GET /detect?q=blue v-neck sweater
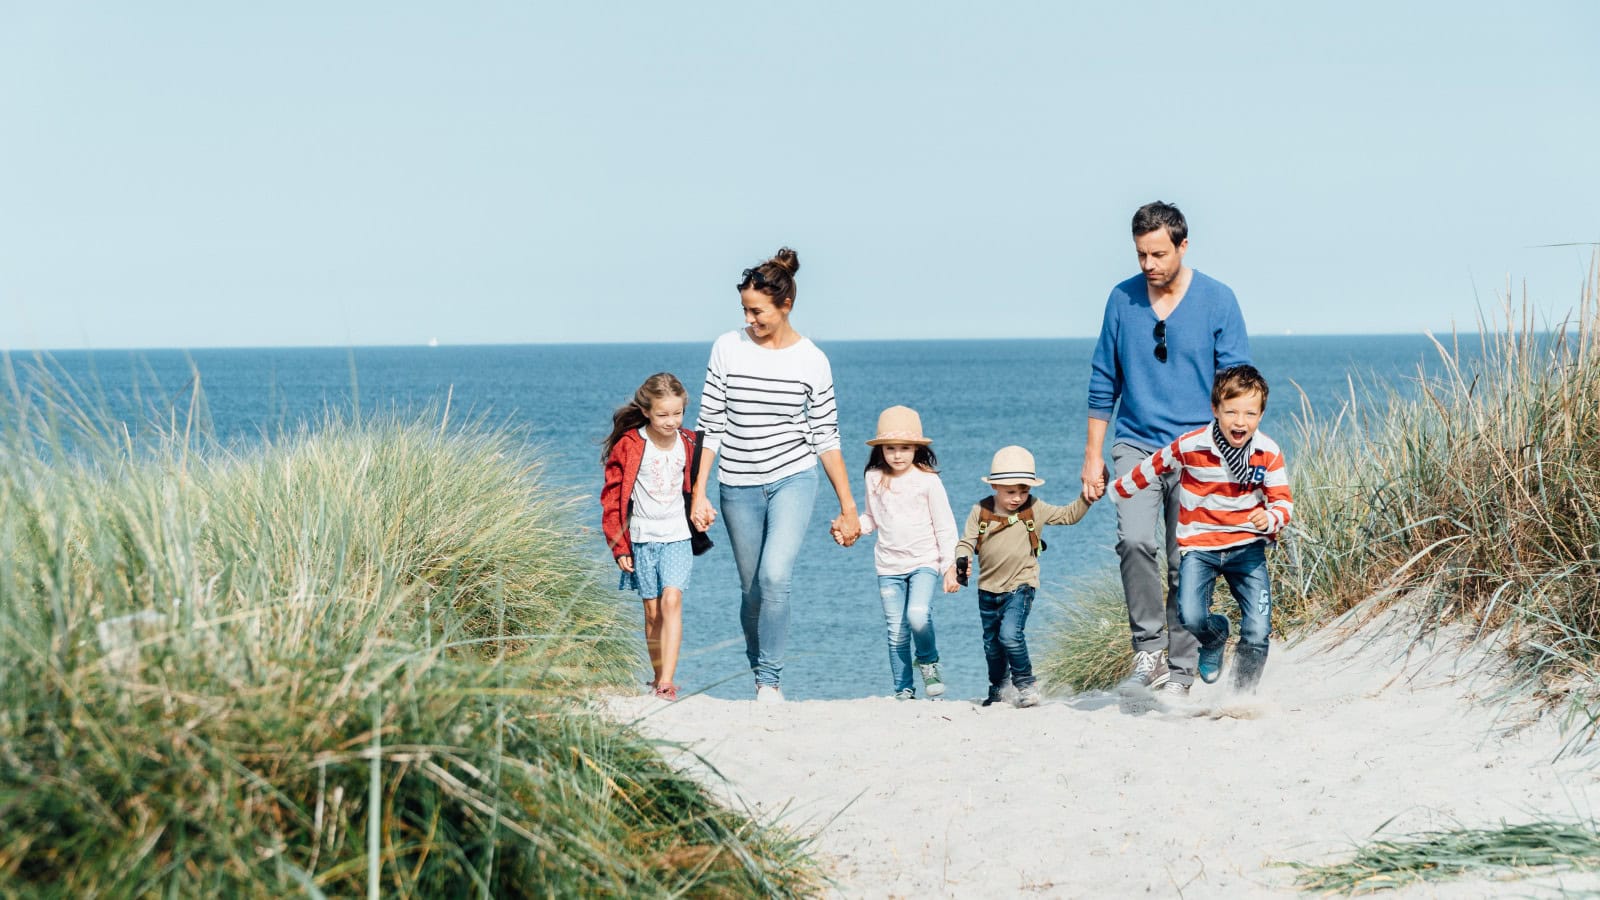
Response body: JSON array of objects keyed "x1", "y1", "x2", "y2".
[{"x1": 1087, "y1": 270, "x2": 1251, "y2": 452}]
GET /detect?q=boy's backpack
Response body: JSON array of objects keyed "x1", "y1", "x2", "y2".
[{"x1": 974, "y1": 496, "x2": 1047, "y2": 557}]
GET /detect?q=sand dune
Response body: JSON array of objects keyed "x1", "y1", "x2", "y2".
[{"x1": 604, "y1": 606, "x2": 1600, "y2": 897}]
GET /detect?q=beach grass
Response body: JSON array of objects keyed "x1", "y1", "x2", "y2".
[
  {"x1": 1285, "y1": 819, "x2": 1600, "y2": 894},
  {"x1": 0, "y1": 364, "x2": 817, "y2": 897}
]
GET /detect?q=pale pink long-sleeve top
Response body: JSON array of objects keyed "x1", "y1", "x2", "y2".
[{"x1": 857, "y1": 467, "x2": 960, "y2": 577}]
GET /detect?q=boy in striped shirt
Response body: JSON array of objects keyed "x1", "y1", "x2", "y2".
[{"x1": 1109, "y1": 365, "x2": 1292, "y2": 692}]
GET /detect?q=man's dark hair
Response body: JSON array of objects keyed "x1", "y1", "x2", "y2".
[{"x1": 1132, "y1": 201, "x2": 1188, "y2": 245}]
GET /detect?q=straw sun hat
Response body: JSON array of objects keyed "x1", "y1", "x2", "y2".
[
  {"x1": 982, "y1": 445, "x2": 1045, "y2": 487},
  {"x1": 864, "y1": 406, "x2": 933, "y2": 446}
]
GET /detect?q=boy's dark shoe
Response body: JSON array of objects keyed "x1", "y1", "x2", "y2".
[
  {"x1": 1231, "y1": 646, "x2": 1268, "y2": 693},
  {"x1": 1198, "y1": 643, "x2": 1225, "y2": 684},
  {"x1": 982, "y1": 684, "x2": 1005, "y2": 707}
]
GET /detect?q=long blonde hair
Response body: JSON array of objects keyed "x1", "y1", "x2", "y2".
[{"x1": 600, "y1": 372, "x2": 688, "y2": 463}]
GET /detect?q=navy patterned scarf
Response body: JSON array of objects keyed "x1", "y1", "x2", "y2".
[{"x1": 1212, "y1": 420, "x2": 1254, "y2": 484}]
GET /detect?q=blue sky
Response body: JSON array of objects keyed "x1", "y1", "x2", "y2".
[{"x1": 2, "y1": 3, "x2": 1596, "y2": 349}]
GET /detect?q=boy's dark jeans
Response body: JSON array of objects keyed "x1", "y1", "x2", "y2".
[{"x1": 979, "y1": 584, "x2": 1036, "y2": 688}]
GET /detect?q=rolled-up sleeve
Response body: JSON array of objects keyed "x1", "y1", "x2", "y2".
[
  {"x1": 805, "y1": 353, "x2": 841, "y2": 455},
  {"x1": 1087, "y1": 292, "x2": 1121, "y2": 421}
]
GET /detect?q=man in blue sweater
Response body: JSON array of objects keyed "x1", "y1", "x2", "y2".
[{"x1": 1080, "y1": 202, "x2": 1251, "y2": 701}]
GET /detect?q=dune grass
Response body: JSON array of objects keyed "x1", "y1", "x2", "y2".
[
  {"x1": 0, "y1": 364, "x2": 817, "y2": 897},
  {"x1": 1285, "y1": 819, "x2": 1600, "y2": 894}
]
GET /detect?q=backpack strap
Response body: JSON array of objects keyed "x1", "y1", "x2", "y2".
[{"x1": 974, "y1": 496, "x2": 1044, "y2": 556}]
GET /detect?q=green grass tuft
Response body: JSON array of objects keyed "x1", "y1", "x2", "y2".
[
  {"x1": 1286, "y1": 820, "x2": 1600, "y2": 894},
  {"x1": 0, "y1": 366, "x2": 818, "y2": 897}
]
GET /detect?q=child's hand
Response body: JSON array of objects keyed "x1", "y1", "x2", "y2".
[
  {"x1": 690, "y1": 496, "x2": 717, "y2": 532},
  {"x1": 1248, "y1": 508, "x2": 1271, "y2": 531},
  {"x1": 942, "y1": 566, "x2": 959, "y2": 593},
  {"x1": 617, "y1": 555, "x2": 634, "y2": 573},
  {"x1": 830, "y1": 523, "x2": 847, "y2": 546}
]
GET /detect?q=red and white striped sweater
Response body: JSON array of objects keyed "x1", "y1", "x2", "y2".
[{"x1": 1110, "y1": 425, "x2": 1293, "y2": 553}]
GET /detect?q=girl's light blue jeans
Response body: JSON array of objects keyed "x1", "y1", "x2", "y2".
[
  {"x1": 718, "y1": 466, "x2": 819, "y2": 687},
  {"x1": 878, "y1": 567, "x2": 941, "y2": 693}
]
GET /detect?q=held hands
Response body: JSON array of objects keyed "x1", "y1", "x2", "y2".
[
  {"x1": 690, "y1": 496, "x2": 717, "y2": 532},
  {"x1": 942, "y1": 565, "x2": 959, "y2": 593},
  {"x1": 1248, "y1": 508, "x2": 1271, "y2": 531},
  {"x1": 616, "y1": 555, "x2": 634, "y2": 574},
  {"x1": 1080, "y1": 459, "x2": 1109, "y2": 502},
  {"x1": 830, "y1": 509, "x2": 862, "y2": 547}
]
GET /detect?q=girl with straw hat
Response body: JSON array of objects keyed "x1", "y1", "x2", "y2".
[{"x1": 838, "y1": 406, "x2": 960, "y2": 699}]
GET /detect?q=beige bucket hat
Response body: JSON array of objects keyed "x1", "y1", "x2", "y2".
[
  {"x1": 982, "y1": 445, "x2": 1045, "y2": 486},
  {"x1": 865, "y1": 406, "x2": 933, "y2": 446}
]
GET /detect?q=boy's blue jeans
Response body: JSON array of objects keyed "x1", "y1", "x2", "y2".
[
  {"x1": 1176, "y1": 541, "x2": 1271, "y2": 664},
  {"x1": 879, "y1": 567, "x2": 940, "y2": 694},
  {"x1": 978, "y1": 584, "x2": 1036, "y2": 689}
]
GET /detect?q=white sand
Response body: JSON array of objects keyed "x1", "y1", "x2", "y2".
[{"x1": 604, "y1": 606, "x2": 1600, "y2": 898}]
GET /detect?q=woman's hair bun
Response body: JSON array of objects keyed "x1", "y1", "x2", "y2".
[{"x1": 769, "y1": 247, "x2": 800, "y2": 274}]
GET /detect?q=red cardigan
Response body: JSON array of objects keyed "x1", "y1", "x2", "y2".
[{"x1": 600, "y1": 428, "x2": 698, "y2": 560}]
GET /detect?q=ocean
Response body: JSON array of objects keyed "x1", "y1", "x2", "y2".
[{"x1": 14, "y1": 336, "x2": 1472, "y2": 700}]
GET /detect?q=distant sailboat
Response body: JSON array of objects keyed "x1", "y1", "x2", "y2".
[{"x1": 427, "y1": 337, "x2": 440, "y2": 348}]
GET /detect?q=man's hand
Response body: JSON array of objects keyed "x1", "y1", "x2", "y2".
[
  {"x1": 1081, "y1": 458, "x2": 1108, "y2": 502},
  {"x1": 1248, "y1": 508, "x2": 1271, "y2": 531},
  {"x1": 617, "y1": 555, "x2": 634, "y2": 573}
]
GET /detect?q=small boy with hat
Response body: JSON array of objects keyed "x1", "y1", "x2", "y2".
[{"x1": 955, "y1": 446, "x2": 1098, "y2": 708}]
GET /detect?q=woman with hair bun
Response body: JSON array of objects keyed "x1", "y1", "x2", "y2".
[{"x1": 689, "y1": 247, "x2": 861, "y2": 703}]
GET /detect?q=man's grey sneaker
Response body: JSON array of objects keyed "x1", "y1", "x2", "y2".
[
  {"x1": 1118, "y1": 649, "x2": 1171, "y2": 691},
  {"x1": 918, "y1": 662, "x2": 946, "y2": 697},
  {"x1": 1198, "y1": 643, "x2": 1225, "y2": 684},
  {"x1": 1016, "y1": 683, "x2": 1042, "y2": 708},
  {"x1": 982, "y1": 684, "x2": 1005, "y2": 707},
  {"x1": 894, "y1": 688, "x2": 915, "y2": 700},
  {"x1": 1158, "y1": 681, "x2": 1191, "y2": 702}
]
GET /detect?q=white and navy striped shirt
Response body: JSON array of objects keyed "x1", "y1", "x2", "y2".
[{"x1": 696, "y1": 329, "x2": 841, "y2": 487}]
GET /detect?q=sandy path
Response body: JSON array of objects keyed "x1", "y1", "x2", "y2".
[{"x1": 604, "y1": 609, "x2": 1600, "y2": 898}]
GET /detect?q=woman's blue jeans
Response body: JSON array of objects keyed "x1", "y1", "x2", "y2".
[
  {"x1": 1176, "y1": 541, "x2": 1272, "y2": 663},
  {"x1": 719, "y1": 467, "x2": 819, "y2": 687},
  {"x1": 878, "y1": 567, "x2": 940, "y2": 693}
]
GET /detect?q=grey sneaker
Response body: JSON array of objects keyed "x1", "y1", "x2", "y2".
[
  {"x1": 1118, "y1": 649, "x2": 1171, "y2": 692},
  {"x1": 1158, "y1": 681, "x2": 1191, "y2": 703},
  {"x1": 893, "y1": 688, "x2": 915, "y2": 700},
  {"x1": 1016, "y1": 683, "x2": 1042, "y2": 708},
  {"x1": 918, "y1": 662, "x2": 946, "y2": 697}
]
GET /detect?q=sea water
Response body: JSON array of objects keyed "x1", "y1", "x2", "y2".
[{"x1": 15, "y1": 335, "x2": 1472, "y2": 700}]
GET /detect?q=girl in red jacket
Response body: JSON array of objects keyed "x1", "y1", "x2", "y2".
[{"x1": 600, "y1": 372, "x2": 708, "y2": 701}]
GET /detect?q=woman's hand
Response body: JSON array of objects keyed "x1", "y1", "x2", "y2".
[
  {"x1": 691, "y1": 495, "x2": 717, "y2": 532},
  {"x1": 617, "y1": 555, "x2": 634, "y2": 573},
  {"x1": 942, "y1": 566, "x2": 959, "y2": 593},
  {"x1": 831, "y1": 509, "x2": 861, "y2": 546}
]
